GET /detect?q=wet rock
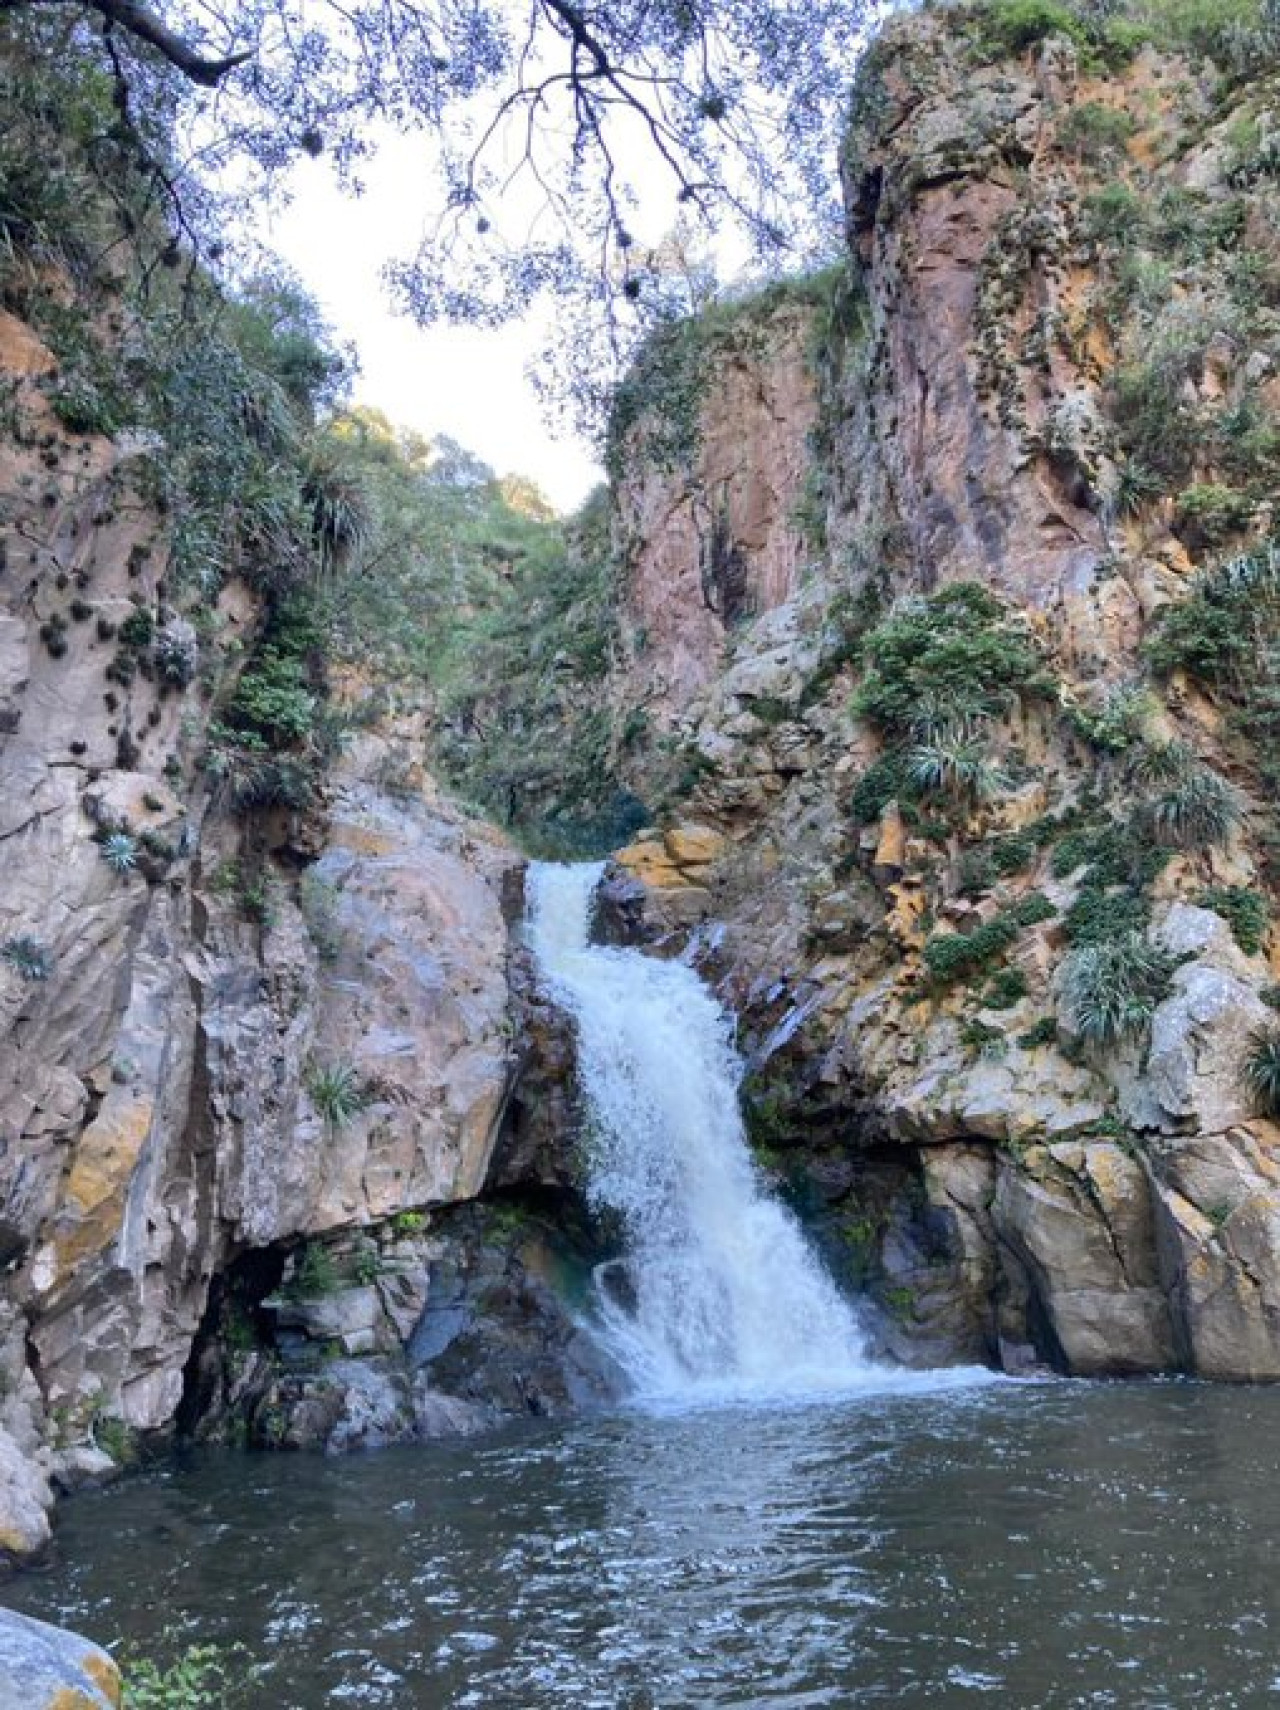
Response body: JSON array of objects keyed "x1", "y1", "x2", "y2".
[
  {"x1": 0, "y1": 1425, "x2": 53, "y2": 1565},
  {"x1": 411, "y1": 1380, "x2": 498, "y2": 1439},
  {"x1": 994, "y1": 1144, "x2": 1175, "y2": 1376},
  {"x1": 410, "y1": 1212, "x2": 624, "y2": 1417},
  {"x1": 1150, "y1": 1128, "x2": 1280, "y2": 1380},
  {"x1": 269, "y1": 1286, "x2": 384, "y2": 1357},
  {"x1": 48, "y1": 1445, "x2": 119, "y2": 1495}
]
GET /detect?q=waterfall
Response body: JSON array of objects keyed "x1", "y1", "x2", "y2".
[{"x1": 526, "y1": 861, "x2": 887, "y2": 1404}]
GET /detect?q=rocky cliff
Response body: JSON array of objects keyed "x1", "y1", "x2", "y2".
[
  {"x1": 0, "y1": 301, "x2": 610, "y2": 1567},
  {"x1": 603, "y1": 0, "x2": 1280, "y2": 1381}
]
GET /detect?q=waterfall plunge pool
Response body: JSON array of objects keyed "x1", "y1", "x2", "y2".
[
  {"x1": 9, "y1": 1379, "x2": 1280, "y2": 1706},
  {"x1": 12, "y1": 869, "x2": 1267, "y2": 1703}
]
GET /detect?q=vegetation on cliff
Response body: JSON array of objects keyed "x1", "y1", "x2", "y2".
[{"x1": 1, "y1": 6, "x2": 644, "y2": 852}]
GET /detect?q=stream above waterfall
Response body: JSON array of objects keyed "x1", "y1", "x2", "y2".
[{"x1": 12, "y1": 1381, "x2": 1280, "y2": 1706}]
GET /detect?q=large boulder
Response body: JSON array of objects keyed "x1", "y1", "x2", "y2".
[
  {"x1": 993, "y1": 1142, "x2": 1175, "y2": 1375},
  {"x1": 1150, "y1": 1127, "x2": 1280, "y2": 1379},
  {"x1": 0, "y1": 1608, "x2": 120, "y2": 1709}
]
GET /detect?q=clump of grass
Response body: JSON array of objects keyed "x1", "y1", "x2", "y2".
[
  {"x1": 306, "y1": 1060, "x2": 367, "y2": 1128},
  {"x1": 1244, "y1": 1031, "x2": 1280, "y2": 1114},
  {"x1": 905, "y1": 726, "x2": 1006, "y2": 804},
  {"x1": 1136, "y1": 764, "x2": 1242, "y2": 850},
  {"x1": 1060, "y1": 931, "x2": 1177, "y2": 1046},
  {"x1": 923, "y1": 893, "x2": 1056, "y2": 987}
]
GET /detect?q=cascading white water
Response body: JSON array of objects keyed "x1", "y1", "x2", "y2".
[{"x1": 526, "y1": 860, "x2": 890, "y2": 1404}]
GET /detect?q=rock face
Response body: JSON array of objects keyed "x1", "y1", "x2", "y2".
[
  {"x1": 611, "y1": 303, "x2": 819, "y2": 733},
  {"x1": 0, "y1": 1607, "x2": 121, "y2": 1709},
  {"x1": 0, "y1": 301, "x2": 605, "y2": 1562},
  {"x1": 600, "y1": 13, "x2": 1280, "y2": 1382}
]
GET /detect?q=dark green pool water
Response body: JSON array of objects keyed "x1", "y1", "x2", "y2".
[{"x1": 6, "y1": 1380, "x2": 1279, "y2": 1707}]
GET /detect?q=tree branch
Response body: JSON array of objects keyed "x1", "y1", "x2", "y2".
[{"x1": 0, "y1": 0, "x2": 253, "y2": 85}]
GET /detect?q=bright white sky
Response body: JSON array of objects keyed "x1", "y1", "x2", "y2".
[{"x1": 266, "y1": 136, "x2": 605, "y2": 516}]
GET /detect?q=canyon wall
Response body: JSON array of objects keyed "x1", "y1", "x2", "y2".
[
  {"x1": 0, "y1": 296, "x2": 608, "y2": 1567},
  {"x1": 4, "y1": 0, "x2": 1280, "y2": 1574},
  {"x1": 605, "y1": 6, "x2": 1280, "y2": 1380}
]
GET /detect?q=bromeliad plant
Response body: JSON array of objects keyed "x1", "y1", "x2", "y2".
[
  {"x1": 306, "y1": 1059, "x2": 368, "y2": 1128},
  {"x1": 1059, "y1": 931, "x2": 1177, "y2": 1046},
  {"x1": 1, "y1": 935, "x2": 52, "y2": 980}
]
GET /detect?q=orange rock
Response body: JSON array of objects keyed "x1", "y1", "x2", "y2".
[
  {"x1": 0, "y1": 309, "x2": 56, "y2": 377},
  {"x1": 663, "y1": 823, "x2": 726, "y2": 867},
  {"x1": 614, "y1": 838, "x2": 685, "y2": 888},
  {"x1": 872, "y1": 801, "x2": 906, "y2": 882}
]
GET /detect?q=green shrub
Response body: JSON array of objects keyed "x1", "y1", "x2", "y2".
[
  {"x1": 960, "y1": 830, "x2": 1039, "y2": 895},
  {"x1": 1064, "y1": 886, "x2": 1149, "y2": 947},
  {"x1": 226, "y1": 649, "x2": 316, "y2": 746},
  {"x1": 972, "y1": 0, "x2": 1090, "y2": 55},
  {"x1": 1057, "y1": 102, "x2": 1135, "y2": 163},
  {"x1": 960, "y1": 1017, "x2": 1008, "y2": 1058},
  {"x1": 285, "y1": 1240, "x2": 340, "y2": 1300},
  {"x1": 154, "y1": 627, "x2": 198, "y2": 688},
  {"x1": 1018, "y1": 1016, "x2": 1059, "y2": 1049},
  {"x1": 1147, "y1": 542, "x2": 1280, "y2": 683},
  {"x1": 122, "y1": 1642, "x2": 245, "y2": 1709},
  {"x1": 50, "y1": 374, "x2": 122, "y2": 437},
  {"x1": 205, "y1": 738, "x2": 315, "y2": 811},
  {"x1": 1060, "y1": 931, "x2": 1177, "y2": 1045},
  {"x1": 118, "y1": 608, "x2": 155, "y2": 649},
  {"x1": 849, "y1": 752, "x2": 909, "y2": 824},
  {"x1": 1110, "y1": 356, "x2": 1199, "y2": 488},
  {"x1": 1176, "y1": 484, "x2": 1254, "y2": 549},
  {"x1": 923, "y1": 893, "x2": 1055, "y2": 986},
  {"x1": 1051, "y1": 819, "x2": 1167, "y2": 890},
  {"x1": 1081, "y1": 183, "x2": 1145, "y2": 245},
  {"x1": 1199, "y1": 885, "x2": 1269, "y2": 955},
  {"x1": 984, "y1": 966, "x2": 1030, "y2": 1009},
  {"x1": 853, "y1": 583, "x2": 1051, "y2": 736},
  {"x1": 1069, "y1": 684, "x2": 1153, "y2": 754},
  {"x1": 1145, "y1": 599, "x2": 1251, "y2": 682}
]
